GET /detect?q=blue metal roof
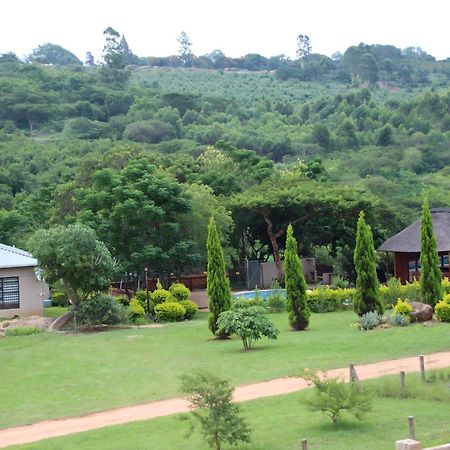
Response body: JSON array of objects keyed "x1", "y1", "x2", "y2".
[{"x1": 0, "y1": 243, "x2": 38, "y2": 269}]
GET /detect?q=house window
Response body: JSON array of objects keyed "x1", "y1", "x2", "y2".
[{"x1": 0, "y1": 277, "x2": 20, "y2": 309}]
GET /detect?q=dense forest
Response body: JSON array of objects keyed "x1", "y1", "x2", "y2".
[{"x1": 1, "y1": 29, "x2": 449, "y2": 283}]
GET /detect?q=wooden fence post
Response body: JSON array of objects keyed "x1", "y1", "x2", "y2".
[
  {"x1": 408, "y1": 416, "x2": 416, "y2": 440},
  {"x1": 301, "y1": 438, "x2": 308, "y2": 450},
  {"x1": 419, "y1": 355, "x2": 425, "y2": 383},
  {"x1": 349, "y1": 363, "x2": 360, "y2": 385},
  {"x1": 400, "y1": 371, "x2": 406, "y2": 396}
]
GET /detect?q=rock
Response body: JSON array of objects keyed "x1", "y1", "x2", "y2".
[{"x1": 409, "y1": 301, "x2": 433, "y2": 322}]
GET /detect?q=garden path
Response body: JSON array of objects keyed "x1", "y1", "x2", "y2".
[{"x1": 1, "y1": 351, "x2": 449, "y2": 448}]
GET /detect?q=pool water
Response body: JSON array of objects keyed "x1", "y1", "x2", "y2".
[{"x1": 232, "y1": 289, "x2": 286, "y2": 300}]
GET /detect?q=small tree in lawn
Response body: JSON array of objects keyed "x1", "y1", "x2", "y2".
[
  {"x1": 180, "y1": 371, "x2": 251, "y2": 450},
  {"x1": 207, "y1": 217, "x2": 231, "y2": 337},
  {"x1": 217, "y1": 305, "x2": 279, "y2": 350},
  {"x1": 353, "y1": 211, "x2": 384, "y2": 316},
  {"x1": 301, "y1": 371, "x2": 372, "y2": 425},
  {"x1": 419, "y1": 198, "x2": 443, "y2": 306},
  {"x1": 284, "y1": 224, "x2": 310, "y2": 330}
]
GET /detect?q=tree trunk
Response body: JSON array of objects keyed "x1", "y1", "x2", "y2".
[
  {"x1": 262, "y1": 210, "x2": 283, "y2": 281},
  {"x1": 48, "y1": 311, "x2": 74, "y2": 331}
]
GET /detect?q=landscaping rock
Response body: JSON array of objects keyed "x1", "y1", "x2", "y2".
[
  {"x1": 409, "y1": 301, "x2": 433, "y2": 322},
  {"x1": 2, "y1": 316, "x2": 53, "y2": 330}
]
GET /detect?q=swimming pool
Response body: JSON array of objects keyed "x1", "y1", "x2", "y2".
[{"x1": 232, "y1": 289, "x2": 286, "y2": 300}]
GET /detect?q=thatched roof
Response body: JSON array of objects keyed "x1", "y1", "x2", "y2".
[{"x1": 378, "y1": 208, "x2": 450, "y2": 253}]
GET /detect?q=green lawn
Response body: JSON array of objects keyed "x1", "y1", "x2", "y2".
[
  {"x1": 1, "y1": 311, "x2": 449, "y2": 429},
  {"x1": 43, "y1": 306, "x2": 69, "y2": 318},
  {"x1": 10, "y1": 374, "x2": 450, "y2": 450}
]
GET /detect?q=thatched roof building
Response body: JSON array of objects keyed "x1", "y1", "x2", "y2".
[{"x1": 378, "y1": 208, "x2": 450, "y2": 283}]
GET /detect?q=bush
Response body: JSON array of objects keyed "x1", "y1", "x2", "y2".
[
  {"x1": 217, "y1": 306, "x2": 279, "y2": 350},
  {"x1": 78, "y1": 294, "x2": 126, "y2": 326},
  {"x1": 435, "y1": 298, "x2": 450, "y2": 322},
  {"x1": 155, "y1": 302, "x2": 186, "y2": 322},
  {"x1": 179, "y1": 300, "x2": 198, "y2": 319},
  {"x1": 232, "y1": 295, "x2": 265, "y2": 309},
  {"x1": 301, "y1": 371, "x2": 373, "y2": 424},
  {"x1": 307, "y1": 287, "x2": 354, "y2": 313},
  {"x1": 115, "y1": 295, "x2": 130, "y2": 307},
  {"x1": 266, "y1": 292, "x2": 286, "y2": 313},
  {"x1": 393, "y1": 299, "x2": 413, "y2": 318},
  {"x1": 380, "y1": 278, "x2": 402, "y2": 308},
  {"x1": 50, "y1": 291, "x2": 67, "y2": 307},
  {"x1": 169, "y1": 283, "x2": 191, "y2": 302},
  {"x1": 359, "y1": 311, "x2": 382, "y2": 330},
  {"x1": 150, "y1": 288, "x2": 174, "y2": 306},
  {"x1": 128, "y1": 298, "x2": 146, "y2": 323},
  {"x1": 388, "y1": 313, "x2": 410, "y2": 327},
  {"x1": 134, "y1": 290, "x2": 149, "y2": 309},
  {"x1": 6, "y1": 326, "x2": 43, "y2": 336},
  {"x1": 443, "y1": 277, "x2": 450, "y2": 294}
]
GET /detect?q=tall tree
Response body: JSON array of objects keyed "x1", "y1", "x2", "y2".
[
  {"x1": 30, "y1": 223, "x2": 114, "y2": 310},
  {"x1": 206, "y1": 217, "x2": 231, "y2": 337},
  {"x1": 419, "y1": 198, "x2": 443, "y2": 306},
  {"x1": 353, "y1": 211, "x2": 383, "y2": 316},
  {"x1": 296, "y1": 34, "x2": 311, "y2": 66},
  {"x1": 178, "y1": 31, "x2": 194, "y2": 67},
  {"x1": 101, "y1": 27, "x2": 130, "y2": 83},
  {"x1": 284, "y1": 224, "x2": 310, "y2": 330},
  {"x1": 84, "y1": 51, "x2": 95, "y2": 66}
]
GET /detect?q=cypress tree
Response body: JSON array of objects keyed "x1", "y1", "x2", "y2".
[
  {"x1": 206, "y1": 217, "x2": 231, "y2": 337},
  {"x1": 419, "y1": 198, "x2": 443, "y2": 306},
  {"x1": 284, "y1": 224, "x2": 310, "y2": 330},
  {"x1": 353, "y1": 211, "x2": 384, "y2": 316}
]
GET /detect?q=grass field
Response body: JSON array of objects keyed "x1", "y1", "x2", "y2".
[
  {"x1": 9, "y1": 371, "x2": 450, "y2": 449},
  {"x1": 1, "y1": 311, "x2": 449, "y2": 429}
]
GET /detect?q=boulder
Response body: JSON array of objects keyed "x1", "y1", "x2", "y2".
[{"x1": 409, "y1": 301, "x2": 433, "y2": 322}]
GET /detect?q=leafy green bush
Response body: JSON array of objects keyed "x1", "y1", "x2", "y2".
[
  {"x1": 150, "y1": 288, "x2": 174, "y2": 306},
  {"x1": 301, "y1": 371, "x2": 373, "y2": 424},
  {"x1": 6, "y1": 326, "x2": 43, "y2": 336},
  {"x1": 392, "y1": 299, "x2": 413, "y2": 318},
  {"x1": 179, "y1": 300, "x2": 198, "y2": 319},
  {"x1": 169, "y1": 283, "x2": 191, "y2": 302},
  {"x1": 217, "y1": 306, "x2": 279, "y2": 350},
  {"x1": 380, "y1": 278, "x2": 402, "y2": 308},
  {"x1": 443, "y1": 277, "x2": 450, "y2": 294},
  {"x1": 134, "y1": 290, "x2": 149, "y2": 309},
  {"x1": 154, "y1": 302, "x2": 186, "y2": 322},
  {"x1": 266, "y1": 292, "x2": 286, "y2": 313},
  {"x1": 115, "y1": 295, "x2": 130, "y2": 307},
  {"x1": 78, "y1": 294, "x2": 126, "y2": 326},
  {"x1": 359, "y1": 311, "x2": 382, "y2": 330},
  {"x1": 388, "y1": 313, "x2": 410, "y2": 327},
  {"x1": 307, "y1": 287, "x2": 354, "y2": 313},
  {"x1": 435, "y1": 298, "x2": 450, "y2": 322},
  {"x1": 127, "y1": 298, "x2": 146, "y2": 323},
  {"x1": 50, "y1": 291, "x2": 67, "y2": 307}
]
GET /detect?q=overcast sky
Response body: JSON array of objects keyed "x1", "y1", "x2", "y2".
[{"x1": 2, "y1": 0, "x2": 449, "y2": 62}]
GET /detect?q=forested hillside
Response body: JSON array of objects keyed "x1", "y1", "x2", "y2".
[{"x1": 1, "y1": 35, "x2": 449, "y2": 281}]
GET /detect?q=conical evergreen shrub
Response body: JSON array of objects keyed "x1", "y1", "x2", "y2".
[
  {"x1": 206, "y1": 217, "x2": 231, "y2": 337},
  {"x1": 353, "y1": 211, "x2": 384, "y2": 316},
  {"x1": 284, "y1": 224, "x2": 310, "y2": 330},
  {"x1": 419, "y1": 199, "x2": 443, "y2": 306}
]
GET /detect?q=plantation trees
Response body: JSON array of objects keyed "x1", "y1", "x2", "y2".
[
  {"x1": 353, "y1": 211, "x2": 383, "y2": 316},
  {"x1": 419, "y1": 199, "x2": 443, "y2": 306},
  {"x1": 284, "y1": 224, "x2": 310, "y2": 330}
]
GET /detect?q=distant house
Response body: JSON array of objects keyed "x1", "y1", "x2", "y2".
[
  {"x1": 378, "y1": 208, "x2": 450, "y2": 283},
  {"x1": 0, "y1": 243, "x2": 49, "y2": 318}
]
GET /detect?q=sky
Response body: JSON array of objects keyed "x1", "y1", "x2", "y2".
[{"x1": 1, "y1": 0, "x2": 449, "y2": 62}]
